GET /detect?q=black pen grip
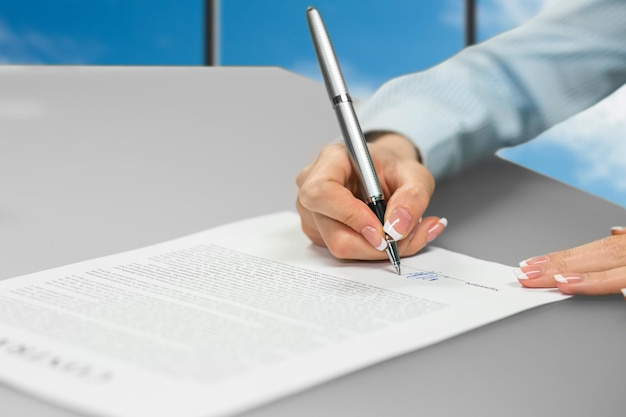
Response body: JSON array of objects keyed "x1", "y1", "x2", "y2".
[{"x1": 368, "y1": 199, "x2": 387, "y2": 225}]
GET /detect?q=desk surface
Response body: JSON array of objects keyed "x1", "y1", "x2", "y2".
[{"x1": 1, "y1": 66, "x2": 624, "y2": 417}]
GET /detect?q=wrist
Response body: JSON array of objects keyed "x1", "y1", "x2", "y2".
[{"x1": 366, "y1": 131, "x2": 422, "y2": 163}]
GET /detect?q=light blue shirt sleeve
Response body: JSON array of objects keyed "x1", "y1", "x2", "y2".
[{"x1": 357, "y1": 0, "x2": 626, "y2": 180}]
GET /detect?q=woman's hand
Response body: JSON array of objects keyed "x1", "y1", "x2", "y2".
[
  {"x1": 296, "y1": 132, "x2": 447, "y2": 260},
  {"x1": 515, "y1": 227, "x2": 626, "y2": 295}
]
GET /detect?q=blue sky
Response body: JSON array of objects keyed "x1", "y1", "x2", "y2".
[
  {"x1": 220, "y1": 1, "x2": 464, "y2": 91},
  {"x1": 0, "y1": 1, "x2": 202, "y2": 64},
  {"x1": 1, "y1": 0, "x2": 624, "y2": 208}
]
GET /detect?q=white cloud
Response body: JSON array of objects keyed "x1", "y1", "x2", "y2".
[
  {"x1": 440, "y1": 0, "x2": 464, "y2": 30},
  {"x1": 0, "y1": 18, "x2": 102, "y2": 64},
  {"x1": 0, "y1": 20, "x2": 38, "y2": 63},
  {"x1": 540, "y1": 87, "x2": 626, "y2": 190}
]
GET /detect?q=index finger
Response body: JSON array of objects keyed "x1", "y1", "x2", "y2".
[{"x1": 297, "y1": 145, "x2": 387, "y2": 255}]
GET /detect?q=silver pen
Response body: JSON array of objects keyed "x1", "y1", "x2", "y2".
[{"x1": 306, "y1": 6, "x2": 401, "y2": 274}]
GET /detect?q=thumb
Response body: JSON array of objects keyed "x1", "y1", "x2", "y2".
[{"x1": 383, "y1": 167, "x2": 435, "y2": 242}]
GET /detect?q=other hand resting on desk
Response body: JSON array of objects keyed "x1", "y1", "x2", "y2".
[{"x1": 516, "y1": 227, "x2": 626, "y2": 296}]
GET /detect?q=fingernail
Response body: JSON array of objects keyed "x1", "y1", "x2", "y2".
[
  {"x1": 361, "y1": 226, "x2": 387, "y2": 251},
  {"x1": 622, "y1": 288, "x2": 626, "y2": 298},
  {"x1": 554, "y1": 274, "x2": 584, "y2": 284},
  {"x1": 519, "y1": 256, "x2": 549, "y2": 267},
  {"x1": 514, "y1": 266, "x2": 544, "y2": 280},
  {"x1": 427, "y1": 218, "x2": 448, "y2": 243},
  {"x1": 383, "y1": 207, "x2": 413, "y2": 241},
  {"x1": 611, "y1": 226, "x2": 626, "y2": 231}
]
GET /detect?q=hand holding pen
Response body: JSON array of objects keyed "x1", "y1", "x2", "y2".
[{"x1": 296, "y1": 7, "x2": 447, "y2": 270}]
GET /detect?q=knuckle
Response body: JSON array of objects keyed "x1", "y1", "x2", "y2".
[
  {"x1": 321, "y1": 143, "x2": 345, "y2": 155},
  {"x1": 410, "y1": 161, "x2": 435, "y2": 189},
  {"x1": 295, "y1": 202, "x2": 323, "y2": 246},
  {"x1": 299, "y1": 222, "x2": 318, "y2": 242},
  {"x1": 599, "y1": 235, "x2": 626, "y2": 261},
  {"x1": 297, "y1": 179, "x2": 326, "y2": 210},
  {"x1": 295, "y1": 165, "x2": 311, "y2": 187},
  {"x1": 308, "y1": 234, "x2": 326, "y2": 248},
  {"x1": 551, "y1": 250, "x2": 574, "y2": 272},
  {"x1": 316, "y1": 144, "x2": 344, "y2": 164},
  {"x1": 397, "y1": 183, "x2": 431, "y2": 211},
  {"x1": 326, "y1": 235, "x2": 352, "y2": 259}
]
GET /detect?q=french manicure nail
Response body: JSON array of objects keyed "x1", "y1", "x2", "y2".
[
  {"x1": 361, "y1": 226, "x2": 387, "y2": 251},
  {"x1": 427, "y1": 218, "x2": 448, "y2": 243},
  {"x1": 383, "y1": 207, "x2": 413, "y2": 241},
  {"x1": 621, "y1": 288, "x2": 626, "y2": 298},
  {"x1": 554, "y1": 274, "x2": 584, "y2": 284},
  {"x1": 519, "y1": 255, "x2": 549, "y2": 267},
  {"x1": 514, "y1": 266, "x2": 544, "y2": 280}
]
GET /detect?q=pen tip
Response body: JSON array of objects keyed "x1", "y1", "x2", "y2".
[{"x1": 395, "y1": 264, "x2": 401, "y2": 275}]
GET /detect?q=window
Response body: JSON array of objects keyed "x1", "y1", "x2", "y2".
[
  {"x1": 0, "y1": 1, "x2": 202, "y2": 65},
  {"x1": 220, "y1": 1, "x2": 463, "y2": 99}
]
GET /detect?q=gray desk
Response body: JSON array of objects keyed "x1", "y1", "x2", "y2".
[{"x1": 1, "y1": 66, "x2": 624, "y2": 417}]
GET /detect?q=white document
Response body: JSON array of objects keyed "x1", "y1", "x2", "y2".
[{"x1": 0, "y1": 211, "x2": 567, "y2": 417}]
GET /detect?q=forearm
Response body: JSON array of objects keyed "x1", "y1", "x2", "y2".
[{"x1": 358, "y1": 0, "x2": 626, "y2": 179}]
